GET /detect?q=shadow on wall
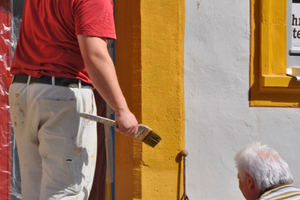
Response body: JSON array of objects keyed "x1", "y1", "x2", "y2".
[
  {"x1": 176, "y1": 152, "x2": 182, "y2": 200},
  {"x1": 176, "y1": 151, "x2": 188, "y2": 200}
]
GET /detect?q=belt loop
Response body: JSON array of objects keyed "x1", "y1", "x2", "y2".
[
  {"x1": 52, "y1": 76, "x2": 55, "y2": 86},
  {"x1": 12, "y1": 75, "x2": 15, "y2": 83},
  {"x1": 27, "y1": 75, "x2": 31, "y2": 85},
  {"x1": 78, "y1": 80, "x2": 82, "y2": 89}
]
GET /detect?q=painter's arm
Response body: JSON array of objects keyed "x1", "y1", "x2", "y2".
[{"x1": 77, "y1": 35, "x2": 138, "y2": 137}]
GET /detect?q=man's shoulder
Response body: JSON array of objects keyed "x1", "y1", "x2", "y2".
[{"x1": 259, "y1": 184, "x2": 300, "y2": 200}]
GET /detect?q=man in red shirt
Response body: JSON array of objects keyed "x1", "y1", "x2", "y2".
[{"x1": 9, "y1": 0, "x2": 138, "y2": 199}]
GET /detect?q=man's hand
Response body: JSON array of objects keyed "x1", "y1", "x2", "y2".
[{"x1": 115, "y1": 109, "x2": 138, "y2": 137}]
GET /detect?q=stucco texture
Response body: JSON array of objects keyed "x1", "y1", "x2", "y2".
[{"x1": 185, "y1": 0, "x2": 300, "y2": 199}]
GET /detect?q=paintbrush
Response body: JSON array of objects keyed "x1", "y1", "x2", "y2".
[{"x1": 79, "y1": 112, "x2": 161, "y2": 147}]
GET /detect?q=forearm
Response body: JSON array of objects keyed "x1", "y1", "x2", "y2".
[{"x1": 78, "y1": 35, "x2": 138, "y2": 136}]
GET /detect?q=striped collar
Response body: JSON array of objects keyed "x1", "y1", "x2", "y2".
[{"x1": 257, "y1": 184, "x2": 292, "y2": 199}]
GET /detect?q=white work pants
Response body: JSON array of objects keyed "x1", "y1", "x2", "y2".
[{"x1": 9, "y1": 81, "x2": 97, "y2": 200}]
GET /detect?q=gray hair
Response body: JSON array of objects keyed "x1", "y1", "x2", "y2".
[{"x1": 234, "y1": 142, "x2": 293, "y2": 190}]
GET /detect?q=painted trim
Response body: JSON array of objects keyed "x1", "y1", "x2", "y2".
[{"x1": 250, "y1": 0, "x2": 300, "y2": 107}]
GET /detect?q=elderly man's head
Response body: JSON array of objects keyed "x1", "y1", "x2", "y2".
[{"x1": 234, "y1": 142, "x2": 293, "y2": 200}]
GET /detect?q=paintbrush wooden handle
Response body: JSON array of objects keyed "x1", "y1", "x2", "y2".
[
  {"x1": 80, "y1": 113, "x2": 143, "y2": 139},
  {"x1": 80, "y1": 112, "x2": 146, "y2": 139},
  {"x1": 80, "y1": 112, "x2": 161, "y2": 147},
  {"x1": 79, "y1": 113, "x2": 117, "y2": 127}
]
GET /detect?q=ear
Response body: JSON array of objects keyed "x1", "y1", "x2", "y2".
[{"x1": 245, "y1": 173, "x2": 254, "y2": 189}]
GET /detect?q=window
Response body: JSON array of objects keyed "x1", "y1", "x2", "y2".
[{"x1": 250, "y1": 0, "x2": 300, "y2": 107}]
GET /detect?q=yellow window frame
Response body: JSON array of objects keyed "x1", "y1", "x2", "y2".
[{"x1": 250, "y1": 0, "x2": 300, "y2": 107}]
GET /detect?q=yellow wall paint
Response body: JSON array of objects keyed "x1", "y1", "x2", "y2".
[
  {"x1": 114, "y1": 0, "x2": 142, "y2": 199},
  {"x1": 114, "y1": 0, "x2": 185, "y2": 199},
  {"x1": 140, "y1": 0, "x2": 185, "y2": 199}
]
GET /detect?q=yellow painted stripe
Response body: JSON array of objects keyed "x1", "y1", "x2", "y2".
[
  {"x1": 141, "y1": 0, "x2": 185, "y2": 199},
  {"x1": 114, "y1": 0, "x2": 185, "y2": 199},
  {"x1": 114, "y1": 0, "x2": 142, "y2": 199}
]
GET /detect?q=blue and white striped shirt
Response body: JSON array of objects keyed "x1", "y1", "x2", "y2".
[{"x1": 259, "y1": 184, "x2": 300, "y2": 200}]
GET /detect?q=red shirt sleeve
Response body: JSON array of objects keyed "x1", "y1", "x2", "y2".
[{"x1": 73, "y1": 0, "x2": 116, "y2": 39}]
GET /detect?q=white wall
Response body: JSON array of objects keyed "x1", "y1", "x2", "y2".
[{"x1": 185, "y1": 0, "x2": 300, "y2": 199}]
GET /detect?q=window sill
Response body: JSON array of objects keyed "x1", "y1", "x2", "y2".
[{"x1": 262, "y1": 75, "x2": 300, "y2": 88}]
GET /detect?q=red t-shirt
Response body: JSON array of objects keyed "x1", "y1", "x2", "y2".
[{"x1": 10, "y1": 0, "x2": 116, "y2": 85}]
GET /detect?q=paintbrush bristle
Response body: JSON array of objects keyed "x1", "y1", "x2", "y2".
[
  {"x1": 142, "y1": 131, "x2": 162, "y2": 147},
  {"x1": 133, "y1": 124, "x2": 162, "y2": 147}
]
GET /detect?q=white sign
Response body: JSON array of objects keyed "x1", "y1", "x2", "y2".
[{"x1": 291, "y1": 1, "x2": 300, "y2": 51}]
